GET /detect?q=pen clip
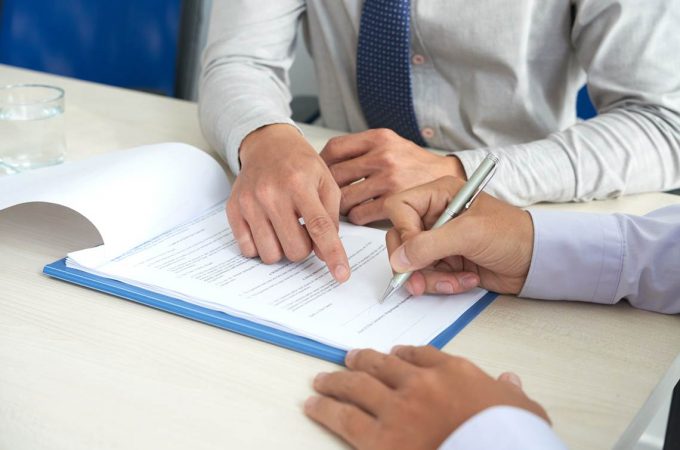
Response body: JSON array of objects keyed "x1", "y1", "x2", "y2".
[{"x1": 464, "y1": 163, "x2": 497, "y2": 210}]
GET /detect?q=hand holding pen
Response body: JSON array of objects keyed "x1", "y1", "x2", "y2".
[{"x1": 380, "y1": 155, "x2": 535, "y2": 300}]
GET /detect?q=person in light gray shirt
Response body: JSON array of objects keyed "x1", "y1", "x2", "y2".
[
  {"x1": 199, "y1": 0, "x2": 680, "y2": 283},
  {"x1": 302, "y1": 177, "x2": 680, "y2": 450}
]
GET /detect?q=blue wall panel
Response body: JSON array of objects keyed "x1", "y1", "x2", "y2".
[{"x1": 0, "y1": 0, "x2": 181, "y2": 96}]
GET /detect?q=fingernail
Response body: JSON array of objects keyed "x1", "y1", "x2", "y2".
[
  {"x1": 501, "y1": 372, "x2": 522, "y2": 388},
  {"x1": 314, "y1": 372, "x2": 328, "y2": 386},
  {"x1": 435, "y1": 281, "x2": 454, "y2": 294},
  {"x1": 461, "y1": 274, "x2": 479, "y2": 289},
  {"x1": 304, "y1": 396, "x2": 320, "y2": 411},
  {"x1": 394, "y1": 247, "x2": 411, "y2": 270},
  {"x1": 405, "y1": 281, "x2": 416, "y2": 296},
  {"x1": 390, "y1": 345, "x2": 404, "y2": 355},
  {"x1": 334, "y1": 264, "x2": 349, "y2": 282},
  {"x1": 345, "y1": 349, "x2": 359, "y2": 365},
  {"x1": 238, "y1": 239, "x2": 257, "y2": 257},
  {"x1": 507, "y1": 372, "x2": 521, "y2": 387}
]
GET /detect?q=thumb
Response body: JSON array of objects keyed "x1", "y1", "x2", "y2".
[
  {"x1": 389, "y1": 219, "x2": 476, "y2": 272},
  {"x1": 498, "y1": 372, "x2": 523, "y2": 390}
]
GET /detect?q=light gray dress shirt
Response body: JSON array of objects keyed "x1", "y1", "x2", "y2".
[{"x1": 199, "y1": 0, "x2": 680, "y2": 206}]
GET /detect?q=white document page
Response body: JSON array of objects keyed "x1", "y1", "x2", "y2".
[
  {"x1": 68, "y1": 204, "x2": 488, "y2": 352},
  {"x1": 0, "y1": 143, "x2": 230, "y2": 257}
]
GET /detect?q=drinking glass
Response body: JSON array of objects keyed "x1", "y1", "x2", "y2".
[{"x1": 0, "y1": 84, "x2": 66, "y2": 175}]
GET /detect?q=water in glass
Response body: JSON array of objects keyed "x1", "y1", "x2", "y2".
[{"x1": 0, "y1": 84, "x2": 66, "y2": 175}]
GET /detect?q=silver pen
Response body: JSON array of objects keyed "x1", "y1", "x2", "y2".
[{"x1": 379, "y1": 153, "x2": 499, "y2": 303}]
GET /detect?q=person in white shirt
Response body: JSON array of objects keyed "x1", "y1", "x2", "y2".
[
  {"x1": 303, "y1": 176, "x2": 680, "y2": 449},
  {"x1": 199, "y1": 1, "x2": 680, "y2": 285}
]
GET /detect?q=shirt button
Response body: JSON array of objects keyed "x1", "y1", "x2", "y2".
[
  {"x1": 412, "y1": 54, "x2": 426, "y2": 65},
  {"x1": 421, "y1": 127, "x2": 435, "y2": 139}
]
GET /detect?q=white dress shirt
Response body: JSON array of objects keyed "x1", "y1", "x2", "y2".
[
  {"x1": 439, "y1": 204, "x2": 680, "y2": 449},
  {"x1": 199, "y1": 0, "x2": 680, "y2": 206},
  {"x1": 439, "y1": 406, "x2": 566, "y2": 450},
  {"x1": 522, "y1": 204, "x2": 680, "y2": 314}
]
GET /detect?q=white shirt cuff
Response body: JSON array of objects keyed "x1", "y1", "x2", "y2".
[
  {"x1": 520, "y1": 209, "x2": 624, "y2": 303},
  {"x1": 438, "y1": 406, "x2": 566, "y2": 450}
]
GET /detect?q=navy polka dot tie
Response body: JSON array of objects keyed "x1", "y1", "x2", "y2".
[{"x1": 356, "y1": 0, "x2": 426, "y2": 146}]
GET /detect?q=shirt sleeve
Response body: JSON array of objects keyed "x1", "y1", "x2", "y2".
[
  {"x1": 198, "y1": 0, "x2": 305, "y2": 175},
  {"x1": 438, "y1": 406, "x2": 567, "y2": 450},
  {"x1": 521, "y1": 204, "x2": 680, "y2": 314},
  {"x1": 452, "y1": 0, "x2": 680, "y2": 206}
]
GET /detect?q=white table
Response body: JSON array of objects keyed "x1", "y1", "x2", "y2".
[{"x1": 1, "y1": 64, "x2": 679, "y2": 450}]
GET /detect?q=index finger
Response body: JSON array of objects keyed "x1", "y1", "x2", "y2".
[
  {"x1": 345, "y1": 348, "x2": 417, "y2": 388},
  {"x1": 384, "y1": 176, "x2": 463, "y2": 239},
  {"x1": 390, "y1": 345, "x2": 449, "y2": 367},
  {"x1": 297, "y1": 193, "x2": 350, "y2": 283},
  {"x1": 320, "y1": 132, "x2": 373, "y2": 166}
]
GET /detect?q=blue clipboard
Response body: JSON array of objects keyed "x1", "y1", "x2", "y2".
[{"x1": 43, "y1": 258, "x2": 497, "y2": 365}]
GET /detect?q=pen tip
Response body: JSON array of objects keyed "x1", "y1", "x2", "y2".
[{"x1": 379, "y1": 285, "x2": 397, "y2": 304}]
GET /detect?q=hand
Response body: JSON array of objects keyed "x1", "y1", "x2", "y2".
[
  {"x1": 304, "y1": 346, "x2": 549, "y2": 450},
  {"x1": 228, "y1": 124, "x2": 350, "y2": 282},
  {"x1": 384, "y1": 176, "x2": 534, "y2": 295},
  {"x1": 320, "y1": 129, "x2": 465, "y2": 225}
]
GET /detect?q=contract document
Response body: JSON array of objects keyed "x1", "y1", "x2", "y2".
[{"x1": 1, "y1": 143, "x2": 494, "y2": 359}]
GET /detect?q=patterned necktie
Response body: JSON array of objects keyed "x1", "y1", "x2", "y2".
[{"x1": 356, "y1": 0, "x2": 426, "y2": 146}]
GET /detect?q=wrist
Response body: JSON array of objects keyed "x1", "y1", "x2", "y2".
[
  {"x1": 515, "y1": 210, "x2": 535, "y2": 294},
  {"x1": 445, "y1": 154, "x2": 467, "y2": 180},
  {"x1": 239, "y1": 123, "x2": 303, "y2": 166}
]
